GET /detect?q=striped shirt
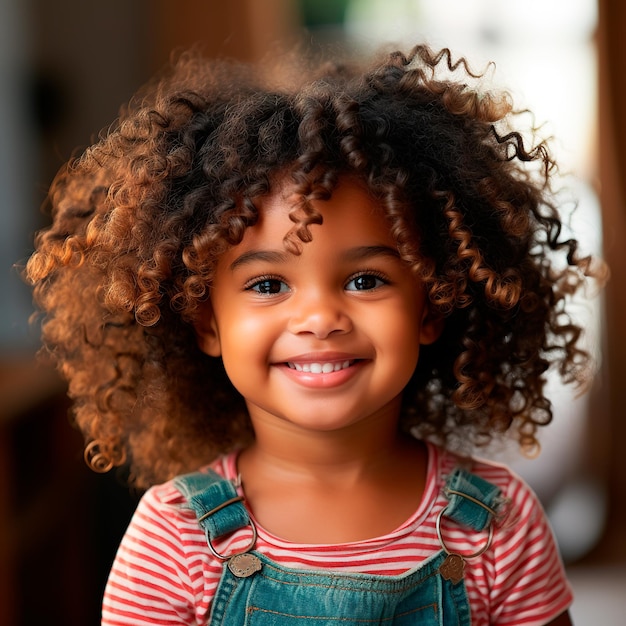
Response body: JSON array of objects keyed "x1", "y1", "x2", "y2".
[{"x1": 102, "y1": 442, "x2": 572, "y2": 625}]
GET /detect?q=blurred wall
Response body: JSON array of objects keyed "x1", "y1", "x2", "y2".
[
  {"x1": 0, "y1": 0, "x2": 37, "y2": 352},
  {"x1": 596, "y1": 0, "x2": 626, "y2": 563}
]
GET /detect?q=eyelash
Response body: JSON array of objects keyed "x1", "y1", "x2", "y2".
[
  {"x1": 345, "y1": 270, "x2": 390, "y2": 291},
  {"x1": 244, "y1": 274, "x2": 288, "y2": 295}
]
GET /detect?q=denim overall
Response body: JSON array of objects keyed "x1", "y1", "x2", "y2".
[{"x1": 174, "y1": 466, "x2": 501, "y2": 625}]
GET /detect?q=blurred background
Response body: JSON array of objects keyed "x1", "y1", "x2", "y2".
[{"x1": 1, "y1": 0, "x2": 625, "y2": 623}]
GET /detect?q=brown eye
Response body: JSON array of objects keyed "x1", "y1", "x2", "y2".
[
  {"x1": 346, "y1": 274, "x2": 386, "y2": 291},
  {"x1": 248, "y1": 278, "x2": 288, "y2": 295}
]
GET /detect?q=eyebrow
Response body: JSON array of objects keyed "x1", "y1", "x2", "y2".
[
  {"x1": 343, "y1": 245, "x2": 401, "y2": 262},
  {"x1": 229, "y1": 250, "x2": 290, "y2": 271},
  {"x1": 229, "y1": 245, "x2": 400, "y2": 271}
]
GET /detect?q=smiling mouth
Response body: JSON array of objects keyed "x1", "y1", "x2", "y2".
[{"x1": 286, "y1": 360, "x2": 353, "y2": 374}]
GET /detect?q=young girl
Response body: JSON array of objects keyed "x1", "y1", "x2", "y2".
[{"x1": 26, "y1": 44, "x2": 602, "y2": 625}]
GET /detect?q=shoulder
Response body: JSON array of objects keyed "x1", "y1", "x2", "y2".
[
  {"x1": 111, "y1": 452, "x2": 237, "y2": 578},
  {"x1": 102, "y1": 455, "x2": 237, "y2": 625},
  {"x1": 430, "y1": 445, "x2": 573, "y2": 625},
  {"x1": 434, "y1": 445, "x2": 557, "y2": 558},
  {"x1": 433, "y1": 444, "x2": 539, "y2": 515},
  {"x1": 141, "y1": 452, "x2": 237, "y2": 521}
]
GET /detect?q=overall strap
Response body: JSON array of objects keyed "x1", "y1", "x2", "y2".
[
  {"x1": 175, "y1": 471, "x2": 261, "y2": 576},
  {"x1": 436, "y1": 468, "x2": 503, "y2": 584},
  {"x1": 174, "y1": 471, "x2": 251, "y2": 540},
  {"x1": 443, "y1": 468, "x2": 502, "y2": 531}
]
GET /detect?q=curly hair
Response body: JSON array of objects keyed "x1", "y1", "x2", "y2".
[{"x1": 26, "y1": 44, "x2": 603, "y2": 489}]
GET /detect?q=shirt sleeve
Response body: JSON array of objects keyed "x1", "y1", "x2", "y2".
[
  {"x1": 489, "y1": 474, "x2": 573, "y2": 625},
  {"x1": 101, "y1": 485, "x2": 211, "y2": 626}
]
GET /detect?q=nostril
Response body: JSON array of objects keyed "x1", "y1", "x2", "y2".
[{"x1": 287, "y1": 307, "x2": 353, "y2": 339}]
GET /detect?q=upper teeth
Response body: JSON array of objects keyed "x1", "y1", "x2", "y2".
[{"x1": 288, "y1": 361, "x2": 351, "y2": 373}]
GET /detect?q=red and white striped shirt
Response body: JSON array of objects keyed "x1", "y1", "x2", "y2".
[{"x1": 102, "y1": 442, "x2": 572, "y2": 625}]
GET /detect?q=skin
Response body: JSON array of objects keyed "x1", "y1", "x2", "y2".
[{"x1": 194, "y1": 176, "x2": 573, "y2": 624}]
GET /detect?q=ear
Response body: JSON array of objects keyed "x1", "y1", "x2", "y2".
[
  {"x1": 193, "y1": 300, "x2": 222, "y2": 357},
  {"x1": 419, "y1": 307, "x2": 444, "y2": 346}
]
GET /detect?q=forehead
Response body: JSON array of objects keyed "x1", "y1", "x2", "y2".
[{"x1": 248, "y1": 176, "x2": 396, "y2": 247}]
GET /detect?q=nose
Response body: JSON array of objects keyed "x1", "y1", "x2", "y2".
[{"x1": 287, "y1": 292, "x2": 353, "y2": 339}]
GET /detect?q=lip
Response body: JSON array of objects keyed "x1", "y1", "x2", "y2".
[{"x1": 274, "y1": 352, "x2": 367, "y2": 389}]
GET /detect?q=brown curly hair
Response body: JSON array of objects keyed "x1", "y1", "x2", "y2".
[{"x1": 26, "y1": 44, "x2": 602, "y2": 489}]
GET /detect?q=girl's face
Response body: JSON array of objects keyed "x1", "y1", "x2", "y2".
[{"x1": 195, "y1": 177, "x2": 442, "y2": 435}]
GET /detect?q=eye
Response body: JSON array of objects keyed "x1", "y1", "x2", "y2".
[
  {"x1": 345, "y1": 273, "x2": 387, "y2": 291},
  {"x1": 246, "y1": 276, "x2": 289, "y2": 295}
]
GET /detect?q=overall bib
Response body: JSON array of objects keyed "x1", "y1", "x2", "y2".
[{"x1": 174, "y1": 467, "x2": 501, "y2": 625}]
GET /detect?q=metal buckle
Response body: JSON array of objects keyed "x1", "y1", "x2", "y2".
[
  {"x1": 436, "y1": 505, "x2": 494, "y2": 559},
  {"x1": 199, "y1": 496, "x2": 258, "y2": 561}
]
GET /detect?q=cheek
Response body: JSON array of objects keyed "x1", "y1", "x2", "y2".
[
  {"x1": 218, "y1": 309, "x2": 278, "y2": 366},
  {"x1": 231, "y1": 310, "x2": 276, "y2": 340},
  {"x1": 380, "y1": 307, "x2": 423, "y2": 366}
]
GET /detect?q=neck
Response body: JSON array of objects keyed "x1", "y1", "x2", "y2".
[
  {"x1": 235, "y1": 402, "x2": 428, "y2": 544},
  {"x1": 239, "y1": 400, "x2": 414, "y2": 486}
]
